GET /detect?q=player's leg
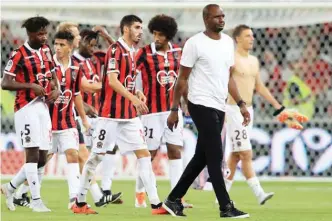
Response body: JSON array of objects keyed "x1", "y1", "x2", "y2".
[
  {"x1": 225, "y1": 152, "x2": 239, "y2": 192},
  {"x1": 227, "y1": 105, "x2": 274, "y2": 205},
  {"x1": 13, "y1": 144, "x2": 56, "y2": 207},
  {"x1": 101, "y1": 147, "x2": 122, "y2": 204},
  {"x1": 76, "y1": 120, "x2": 106, "y2": 207},
  {"x1": 239, "y1": 149, "x2": 274, "y2": 205},
  {"x1": 57, "y1": 128, "x2": 81, "y2": 209},
  {"x1": 134, "y1": 114, "x2": 162, "y2": 208},
  {"x1": 118, "y1": 118, "x2": 167, "y2": 215},
  {"x1": 72, "y1": 118, "x2": 115, "y2": 214},
  {"x1": 164, "y1": 112, "x2": 192, "y2": 208}
]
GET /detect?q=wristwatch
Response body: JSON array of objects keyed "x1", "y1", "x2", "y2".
[
  {"x1": 237, "y1": 100, "x2": 246, "y2": 107},
  {"x1": 170, "y1": 107, "x2": 179, "y2": 112}
]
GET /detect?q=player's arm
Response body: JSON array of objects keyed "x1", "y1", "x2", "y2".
[
  {"x1": 78, "y1": 63, "x2": 102, "y2": 93},
  {"x1": 1, "y1": 51, "x2": 46, "y2": 96},
  {"x1": 134, "y1": 49, "x2": 146, "y2": 103},
  {"x1": 74, "y1": 70, "x2": 90, "y2": 131},
  {"x1": 80, "y1": 77, "x2": 102, "y2": 93},
  {"x1": 254, "y1": 58, "x2": 283, "y2": 110},
  {"x1": 93, "y1": 25, "x2": 115, "y2": 45}
]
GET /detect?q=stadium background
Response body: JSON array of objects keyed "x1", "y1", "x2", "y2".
[{"x1": 1, "y1": 0, "x2": 332, "y2": 184}]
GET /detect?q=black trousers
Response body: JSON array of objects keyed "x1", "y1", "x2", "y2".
[{"x1": 168, "y1": 101, "x2": 230, "y2": 209}]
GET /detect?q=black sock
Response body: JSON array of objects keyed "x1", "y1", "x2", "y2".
[{"x1": 151, "y1": 202, "x2": 162, "y2": 209}]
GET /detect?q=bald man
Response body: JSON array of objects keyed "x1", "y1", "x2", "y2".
[{"x1": 162, "y1": 4, "x2": 250, "y2": 218}]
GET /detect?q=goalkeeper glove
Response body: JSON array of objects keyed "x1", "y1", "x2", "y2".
[{"x1": 273, "y1": 106, "x2": 309, "y2": 130}]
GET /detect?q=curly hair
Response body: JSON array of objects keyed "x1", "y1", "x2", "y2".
[
  {"x1": 148, "y1": 14, "x2": 178, "y2": 40},
  {"x1": 21, "y1": 16, "x2": 49, "y2": 33}
]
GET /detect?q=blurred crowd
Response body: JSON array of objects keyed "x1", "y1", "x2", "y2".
[{"x1": 1, "y1": 21, "x2": 332, "y2": 122}]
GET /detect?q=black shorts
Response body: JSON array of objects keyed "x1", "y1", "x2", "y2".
[{"x1": 76, "y1": 120, "x2": 85, "y2": 144}]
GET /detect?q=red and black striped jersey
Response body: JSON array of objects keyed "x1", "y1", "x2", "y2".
[
  {"x1": 49, "y1": 56, "x2": 81, "y2": 131},
  {"x1": 136, "y1": 42, "x2": 181, "y2": 113},
  {"x1": 99, "y1": 38, "x2": 137, "y2": 119},
  {"x1": 78, "y1": 51, "x2": 106, "y2": 113},
  {"x1": 3, "y1": 42, "x2": 55, "y2": 112}
]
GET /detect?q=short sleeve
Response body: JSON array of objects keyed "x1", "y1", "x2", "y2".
[
  {"x1": 4, "y1": 50, "x2": 22, "y2": 77},
  {"x1": 135, "y1": 48, "x2": 146, "y2": 72},
  {"x1": 106, "y1": 44, "x2": 121, "y2": 74},
  {"x1": 180, "y1": 38, "x2": 198, "y2": 68}
]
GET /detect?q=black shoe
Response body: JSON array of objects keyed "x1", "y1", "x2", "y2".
[
  {"x1": 220, "y1": 201, "x2": 249, "y2": 218},
  {"x1": 162, "y1": 198, "x2": 186, "y2": 217},
  {"x1": 95, "y1": 195, "x2": 108, "y2": 207},
  {"x1": 13, "y1": 193, "x2": 30, "y2": 207},
  {"x1": 102, "y1": 190, "x2": 123, "y2": 204}
]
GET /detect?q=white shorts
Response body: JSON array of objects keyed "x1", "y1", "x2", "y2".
[
  {"x1": 14, "y1": 99, "x2": 52, "y2": 150},
  {"x1": 78, "y1": 117, "x2": 98, "y2": 147},
  {"x1": 50, "y1": 128, "x2": 79, "y2": 154},
  {"x1": 140, "y1": 111, "x2": 184, "y2": 151},
  {"x1": 91, "y1": 117, "x2": 147, "y2": 154},
  {"x1": 225, "y1": 105, "x2": 254, "y2": 152}
]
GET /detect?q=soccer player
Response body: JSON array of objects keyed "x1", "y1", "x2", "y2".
[
  {"x1": 72, "y1": 15, "x2": 167, "y2": 215},
  {"x1": 48, "y1": 30, "x2": 90, "y2": 209},
  {"x1": 73, "y1": 29, "x2": 122, "y2": 205},
  {"x1": 162, "y1": 5, "x2": 250, "y2": 218},
  {"x1": 222, "y1": 24, "x2": 307, "y2": 205},
  {"x1": 134, "y1": 14, "x2": 192, "y2": 208},
  {"x1": 1, "y1": 16, "x2": 59, "y2": 212}
]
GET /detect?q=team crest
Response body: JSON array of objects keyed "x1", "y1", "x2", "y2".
[
  {"x1": 97, "y1": 141, "x2": 103, "y2": 148},
  {"x1": 25, "y1": 136, "x2": 31, "y2": 143}
]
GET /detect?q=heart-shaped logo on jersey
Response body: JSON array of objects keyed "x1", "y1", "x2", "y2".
[
  {"x1": 156, "y1": 70, "x2": 178, "y2": 91},
  {"x1": 36, "y1": 71, "x2": 52, "y2": 88},
  {"x1": 55, "y1": 89, "x2": 73, "y2": 111},
  {"x1": 124, "y1": 75, "x2": 136, "y2": 92}
]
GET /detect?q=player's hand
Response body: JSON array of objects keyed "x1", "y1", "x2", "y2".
[
  {"x1": 136, "y1": 91, "x2": 147, "y2": 103},
  {"x1": 30, "y1": 83, "x2": 46, "y2": 96},
  {"x1": 84, "y1": 103, "x2": 98, "y2": 118},
  {"x1": 132, "y1": 96, "x2": 149, "y2": 115},
  {"x1": 275, "y1": 107, "x2": 309, "y2": 130},
  {"x1": 46, "y1": 89, "x2": 60, "y2": 103},
  {"x1": 92, "y1": 25, "x2": 109, "y2": 38},
  {"x1": 239, "y1": 104, "x2": 250, "y2": 126},
  {"x1": 167, "y1": 111, "x2": 179, "y2": 132},
  {"x1": 82, "y1": 118, "x2": 91, "y2": 135}
]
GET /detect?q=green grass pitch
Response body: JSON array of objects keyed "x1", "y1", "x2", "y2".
[{"x1": 1, "y1": 180, "x2": 331, "y2": 221}]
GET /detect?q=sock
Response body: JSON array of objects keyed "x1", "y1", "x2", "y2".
[
  {"x1": 137, "y1": 157, "x2": 160, "y2": 205},
  {"x1": 8, "y1": 167, "x2": 26, "y2": 193},
  {"x1": 15, "y1": 184, "x2": 30, "y2": 199},
  {"x1": 135, "y1": 175, "x2": 145, "y2": 193},
  {"x1": 225, "y1": 179, "x2": 233, "y2": 193},
  {"x1": 24, "y1": 163, "x2": 40, "y2": 200},
  {"x1": 101, "y1": 154, "x2": 116, "y2": 191},
  {"x1": 67, "y1": 163, "x2": 80, "y2": 199},
  {"x1": 90, "y1": 183, "x2": 103, "y2": 203},
  {"x1": 247, "y1": 177, "x2": 264, "y2": 198},
  {"x1": 169, "y1": 159, "x2": 183, "y2": 190},
  {"x1": 38, "y1": 166, "x2": 45, "y2": 184},
  {"x1": 77, "y1": 153, "x2": 102, "y2": 203}
]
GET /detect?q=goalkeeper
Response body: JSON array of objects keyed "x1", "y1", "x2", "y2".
[{"x1": 220, "y1": 25, "x2": 308, "y2": 205}]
